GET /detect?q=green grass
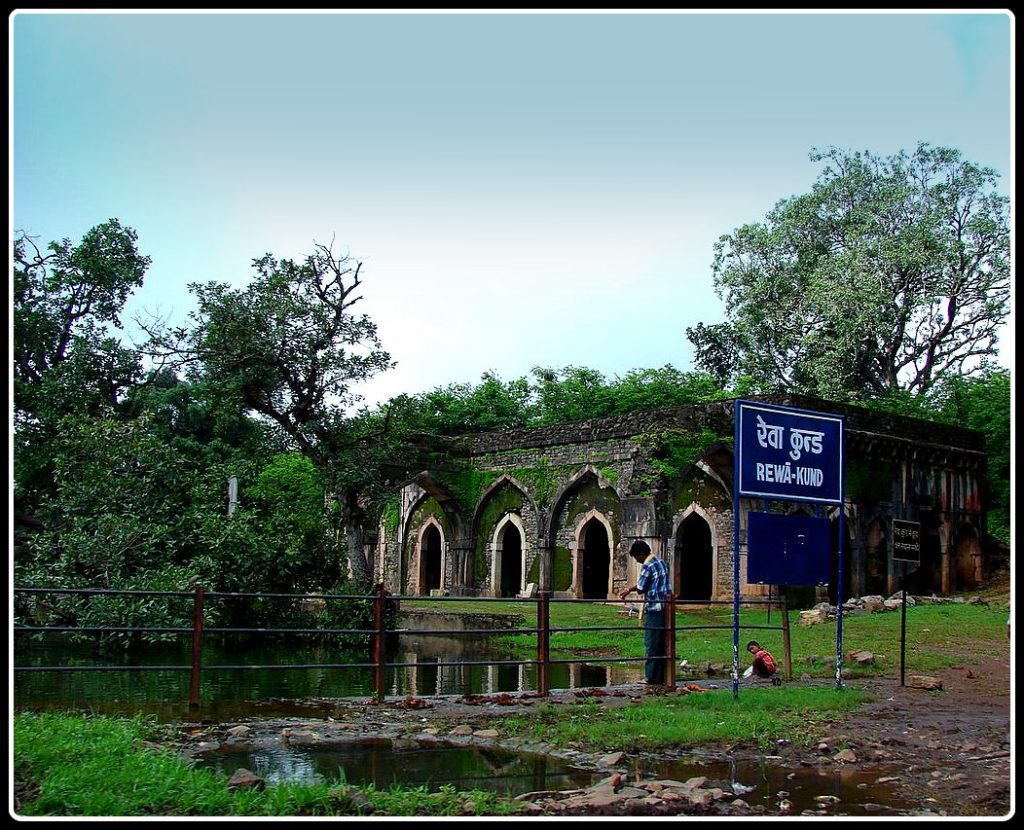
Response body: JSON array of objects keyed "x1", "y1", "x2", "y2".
[
  {"x1": 404, "y1": 596, "x2": 1009, "y2": 677},
  {"x1": 501, "y1": 685, "x2": 867, "y2": 752},
  {"x1": 13, "y1": 712, "x2": 519, "y2": 817}
]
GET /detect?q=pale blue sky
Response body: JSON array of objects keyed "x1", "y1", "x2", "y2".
[{"x1": 11, "y1": 10, "x2": 1014, "y2": 408}]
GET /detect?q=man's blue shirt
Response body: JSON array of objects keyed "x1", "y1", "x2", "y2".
[{"x1": 636, "y1": 555, "x2": 670, "y2": 612}]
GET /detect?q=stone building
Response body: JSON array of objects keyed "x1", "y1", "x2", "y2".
[{"x1": 372, "y1": 394, "x2": 987, "y2": 603}]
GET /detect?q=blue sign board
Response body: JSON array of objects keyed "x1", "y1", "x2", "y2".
[
  {"x1": 735, "y1": 400, "x2": 844, "y2": 505},
  {"x1": 747, "y1": 511, "x2": 831, "y2": 586}
]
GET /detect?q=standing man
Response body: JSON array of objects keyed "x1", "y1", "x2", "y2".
[{"x1": 619, "y1": 540, "x2": 670, "y2": 686}]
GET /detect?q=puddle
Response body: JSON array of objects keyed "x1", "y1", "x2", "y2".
[
  {"x1": 651, "y1": 756, "x2": 917, "y2": 815},
  {"x1": 196, "y1": 740, "x2": 600, "y2": 796}
]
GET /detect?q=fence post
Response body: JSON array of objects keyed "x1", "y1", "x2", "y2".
[
  {"x1": 665, "y1": 593, "x2": 677, "y2": 688},
  {"x1": 189, "y1": 585, "x2": 205, "y2": 708},
  {"x1": 537, "y1": 591, "x2": 550, "y2": 696},
  {"x1": 781, "y1": 593, "x2": 793, "y2": 681},
  {"x1": 373, "y1": 584, "x2": 386, "y2": 704}
]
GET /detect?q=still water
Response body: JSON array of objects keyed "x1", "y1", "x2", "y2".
[
  {"x1": 198, "y1": 741, "x2": 599, "y2": 796},
  {"x1": 651, "y1": 755, "x2": 916, "y2": 816},
  {"x1": 194, "y1": 741, "x2": 914, "y2": 813},
  {"x1": 14, "y1": 633, "x2": 639, "y2": 721}
]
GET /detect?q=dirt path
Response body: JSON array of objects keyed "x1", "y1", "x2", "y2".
[{"x1": 822, "y1": 643, "x2": 1012, "y2": 816}]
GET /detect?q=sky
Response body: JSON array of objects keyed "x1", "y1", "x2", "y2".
[{"x1": 10, "y1": 10, "x2": 1014, "y2": 409}]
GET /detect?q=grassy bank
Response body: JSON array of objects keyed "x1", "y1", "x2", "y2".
[
  {"x1": 13, "y1": 712, "x2": 519, "y2": 817},
  {"x1": 502, "y1": 685, "x2": 868, "y2": 752},
  {"x1": 15, "y1": 685, "x2": 867, "y2": 817}
]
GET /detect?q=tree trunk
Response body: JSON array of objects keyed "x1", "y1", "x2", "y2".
[
  {"x1": 345, "y1": 519, "x2": 369, "y2": 584},
  {"x1": 342, "y1": 489, "x2": 370, "y2": 584}
]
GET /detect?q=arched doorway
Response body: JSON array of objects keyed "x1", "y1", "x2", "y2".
[
  {"x1": 865, "y1": 518, "x2": 888, "y2": 596},
  {"x1": 421, "y1": 524, "x2": 442, "y2": 595},
  {"x1": 954, "y1": 524, "x2": 982, "y2": 591},
  {"x1": 580, "y1": 518, "x2": 611, "y2": 599},
  {"x1": 499, "y1": 523, "x2": 523, "y2": 598},
  {"x1": 675, "y1": 513, "x2": 713, "y2": 601}
]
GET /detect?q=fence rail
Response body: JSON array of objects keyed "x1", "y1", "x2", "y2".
[{"x1": 13, "y1": 586, "x2": 792, "y2": 707}]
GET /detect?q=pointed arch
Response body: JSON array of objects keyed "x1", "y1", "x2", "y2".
[
  {"x1": 672, "y1": 504, "x2": 717, "y2": 601},
  {"x1": 472, "y1": 475, "x2": 533, "y2": 597},
  {"x1": 544, "y1": 465, "x2": 622, "y2": 546},
  {"x1": 413, "y1": 516, "x2": 446, "y2": 596},
  {"x1": 472, "y1": 474, "x2": 535, "y2": 537},
  {"x1": 573, "y1": 508, "x2": 615, "y2": 600},
  {"x1": 953, "y1": 522, "x2": 982, "y2": 591},
  {"x1": 492, "y1": 513, "x2": 526, "y2": 597}
]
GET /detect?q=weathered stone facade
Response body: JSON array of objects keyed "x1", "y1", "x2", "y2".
[{"x1": 372, "y1": 395, "x2": 987, "y2": 602}]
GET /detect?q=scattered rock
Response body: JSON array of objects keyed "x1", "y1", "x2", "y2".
[
  {"x1": 846, "y1": 650, "x2": 875, "y2": 666},
  {"x1": 226, "y1": 768, "x2": 265, "y2": 791},
  {"x1": 833, "y1": 748, "x2": 858, "y2": 763},
  {"x1": 908, "y1": 675, "x2": 944, "y2": 691},
  {"x1": 283, "y1": 729, "x2": 320, "y2": 745},
  {"x1": 599, "y1": 751, "x2": 625, "y2": 767}
]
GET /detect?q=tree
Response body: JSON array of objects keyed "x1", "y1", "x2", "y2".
[
  {"x1": 13, "y1": 219, "x2": 152, "y2": 522},
  {"x1": 687, "y1": 143, "x2": 1010, "y2": 400},
  {"x1": 183, "y1": 239, "x2": 393, "y2": 582},
  {"x1": 934, "y1": 368, "x2": 1011, "y2": 544}
]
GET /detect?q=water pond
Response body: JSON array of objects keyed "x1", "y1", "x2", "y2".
[
  {"x1": 14, "y1": 633, "x2": 639, "y2": 721},
  {"x1": 196, "y1": 740, "x2": 599, "y2": 796}
]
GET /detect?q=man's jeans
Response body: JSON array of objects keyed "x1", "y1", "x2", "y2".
[{"x1": 643, "y1": 608, "x2": 666, "y2": 685}]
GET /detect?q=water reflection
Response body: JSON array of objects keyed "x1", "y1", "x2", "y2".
[
  {"x1": 197, "y1": 741, "x2": 598, "y2": 795},
  {"x1": 651, "y1": 755, "x2": 915, "y2": 816},
  {"x1": 14, "y1": 633, "x2": 641, "y2": 719}
]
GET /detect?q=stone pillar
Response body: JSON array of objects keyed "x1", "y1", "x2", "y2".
[
  {"x1": 536, "y1": 546, "x2": 552, "y2": 592},
  {"x1": 571, "y1": 544, "x2": 583, "y2": 597},
  {"x1": 450, "y1": 539, "x2": 474, "y2": 596}
]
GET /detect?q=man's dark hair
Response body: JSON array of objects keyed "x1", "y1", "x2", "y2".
[
  {"x1": 746, "y1": 640, "x2": 760, "y2": 650},
  {"x1": 629, "y1": 540, "x2": 651, "y2": 559}
]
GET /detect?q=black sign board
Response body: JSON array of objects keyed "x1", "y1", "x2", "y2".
[{"x1": 892, "y1": 519, "x2": 921, "y2": 565}]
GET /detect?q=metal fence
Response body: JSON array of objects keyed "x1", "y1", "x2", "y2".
[{"x1": 13, "y1": 586, "x2": 792, "y2": 707}]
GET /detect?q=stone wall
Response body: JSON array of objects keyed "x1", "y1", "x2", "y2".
[{"x1": 376, "y1": 395, "x2": 986, "y2": 602}]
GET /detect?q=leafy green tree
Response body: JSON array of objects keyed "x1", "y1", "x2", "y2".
[
  {"x1": 606, "y1": 366, "x2": 734, "y2": 413},
  {"x1": 531, "y1": 365, "x2": 615, "y2": 425},
  {"x1": 181, "y1": 240, "x2": 394, "y2": 582},
  {"x1": 933, "y1": 368, "x2": 1011, "y2": 543},
  {"x1": 16, "y1": 414, "x2": 199, "y2": 590},
  {"x1": 391, "y1": 372, "x2": 534, "y2": 436},
  {"x1": 13, "y1": 220, "x2": 152, "y2": 523},
  {"x1": 687, "y1": 144, "x2": 1010, "y2": 400}
]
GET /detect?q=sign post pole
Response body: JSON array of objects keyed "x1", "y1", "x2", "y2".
[
  {"x1": 900, "y1": 563, "x2": 908, "y2": 687},
  {"x1": 732, "y1": 401, "x2": 741, "y2": 700}
]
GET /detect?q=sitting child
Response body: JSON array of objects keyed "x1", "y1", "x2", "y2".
[{"x1": 743, "y1": 639, "x2": 781, "y2": 685}]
